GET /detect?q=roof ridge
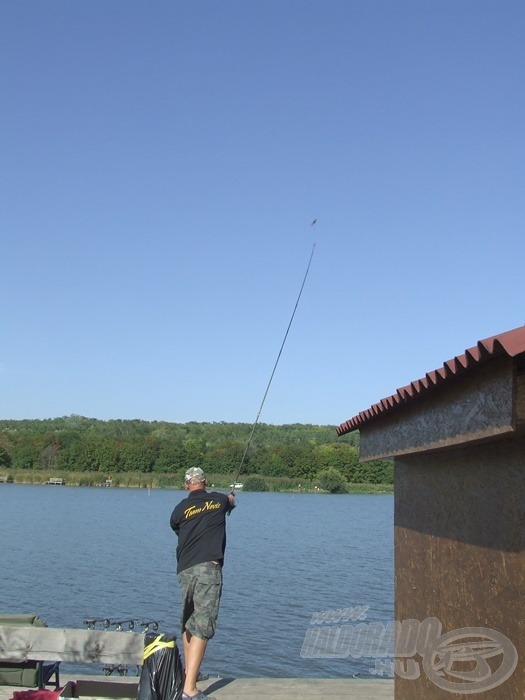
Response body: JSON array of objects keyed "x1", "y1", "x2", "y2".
[{"x1": 337, "y1": 325, "x2": 525, "y2": 435}]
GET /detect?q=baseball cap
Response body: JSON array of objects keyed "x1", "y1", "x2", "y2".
[{"x1": 185, "y1": 467, "x2": 206, "y2": 483}]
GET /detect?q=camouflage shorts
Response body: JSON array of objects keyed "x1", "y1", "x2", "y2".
[{"x1": 177, "y1": 561, "x2": 223, "y2": 641}]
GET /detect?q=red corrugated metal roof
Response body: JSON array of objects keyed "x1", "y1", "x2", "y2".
[{"x1": 337, "y1": 325, "x2": 525, "y2": 436}]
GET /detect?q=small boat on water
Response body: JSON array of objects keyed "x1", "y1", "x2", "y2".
[{"x1": 229, "y1": 482, "x2": 244, "y2": 490}]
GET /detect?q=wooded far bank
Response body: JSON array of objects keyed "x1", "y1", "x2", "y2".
[{"x1": 0, "y1": 416, "x2": 393, "y2": 493}]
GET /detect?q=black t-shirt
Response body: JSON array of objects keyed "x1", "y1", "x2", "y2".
[{"x1": 170, "y1": 489, "x2": 234, "y2": 574}]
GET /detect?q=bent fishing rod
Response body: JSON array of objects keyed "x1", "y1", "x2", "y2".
[{"x1": 230, "y1": 242, "x2": 316, "y2": 496}]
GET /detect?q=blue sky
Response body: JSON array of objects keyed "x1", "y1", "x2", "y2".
[{"x1": 1, "y1": 1, "x2": 524, "y2": 426}]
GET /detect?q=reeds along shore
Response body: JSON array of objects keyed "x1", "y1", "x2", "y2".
[{"x1": 1, "y1": 471, "x2": 393, "y2": 493}]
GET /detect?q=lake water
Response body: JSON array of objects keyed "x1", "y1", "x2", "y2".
[{"x1": 0, "y1": 484, "x2": 393, "y2": 679}]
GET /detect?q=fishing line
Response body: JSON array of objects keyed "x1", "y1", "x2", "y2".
[{"x1": 231, "y1": 241, "x2": 316, "y2": 494}]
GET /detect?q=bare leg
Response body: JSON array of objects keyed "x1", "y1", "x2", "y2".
[{"x1": 182, "y1": 630, "x2": 207, "y2": 697}]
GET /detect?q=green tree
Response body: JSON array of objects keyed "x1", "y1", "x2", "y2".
[
  {"x1": 317, "y1": 468, "x2": 348, "y2": 494},
  {"x1": 0, "y1": 446, "x2": 11, "y2": 469},
  {"x1": 72, "y1": 436, "x2": 102, "y2": 471},
  {"x1": 0, "y1": 418, "x2": 376, "y2": 485},
  {"x1": 242, "y1": 475, "x2": 269, "y2": 491},
  {"x1": 12, "y1": 443, "x2": 38, "y2": 470},
  {"x1": 94, "y1": 438, "x2": 121, "y2": 473},
  {"x1": 119, "y1": 438, "x2": 158, "y2": 473},
  {"x1": 180, "y1": 439, "x2": 205, "y2": 471},
  {"x1": 38, "y1": 444, "x2": 59, "y2": 470},
  {"x1": 55, "y1": 438, "x2": 82, "y2": 471},
  {"x1": 314, "y1": 443, "x2": 359, "y2": 480},
  {"x1": 357, "y1": 459, "x2": 393, "y2": 484},
  {"x1": 258, "y1": 446, "x2": 287, "y2": 477},
  {"x1": 208, "y1": 441, "x2": 246, "y2": 474},
  {"x1": 154, "y1": 440, "x2": 183, "y2": 474}
]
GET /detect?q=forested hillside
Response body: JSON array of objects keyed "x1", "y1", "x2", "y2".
[{"x1": 0, "y1": 416, "x2": 393, "y2": 491}]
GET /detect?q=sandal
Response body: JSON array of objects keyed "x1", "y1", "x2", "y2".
[{"x1": 182, "y1": 692, "x2": 216, "y2": 700}]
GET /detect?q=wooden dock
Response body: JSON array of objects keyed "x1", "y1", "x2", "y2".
[
  {"x1": 0, "y1": 673, "x2": 394, "y2": 700},
  {"x1": 0, "y1": 623, "x2": 393, "y2": 698},
  {"x1": 196, "y1": 675, "x2": 394, "y2": 698}
]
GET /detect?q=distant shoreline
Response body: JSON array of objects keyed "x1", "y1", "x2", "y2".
[{"x1": 0, "y1": 476, "x2": 393, "y2": 495}]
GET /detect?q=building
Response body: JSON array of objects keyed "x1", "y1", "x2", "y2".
[{"x1": 337, "y1": 326, "x2": 525, "y2": 699}]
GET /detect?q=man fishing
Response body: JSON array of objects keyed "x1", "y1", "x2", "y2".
[{"x1": 170, "y1": 467, "x2": 236, "y2": 700}]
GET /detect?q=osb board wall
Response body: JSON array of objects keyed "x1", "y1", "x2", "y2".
[
  {"x1": 360, "y1": 356, "x2": 516, "y2": 461},
  {"x1": 516, "y1": 373, "x2": 525, "y2": 423},
  {"x1": 393, "y1": 438, "x2": 524, "y2": 699}
]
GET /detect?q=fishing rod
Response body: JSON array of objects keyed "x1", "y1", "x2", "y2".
[{"x1": 231, "y1": 241, "x2": 316, "y2": 495}]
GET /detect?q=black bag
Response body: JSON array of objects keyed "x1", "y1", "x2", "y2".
[{"x1": 137, "y1": 633, "x2": 184, "y2": 700}]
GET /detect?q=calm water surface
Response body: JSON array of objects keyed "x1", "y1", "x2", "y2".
[{"x1": 0, "y1": 485, "x2": 393, "y2": 679}]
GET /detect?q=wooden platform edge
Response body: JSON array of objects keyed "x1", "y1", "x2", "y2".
[{"x1": 0, "y1": 626, "x2": 145, "y2": 665}]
